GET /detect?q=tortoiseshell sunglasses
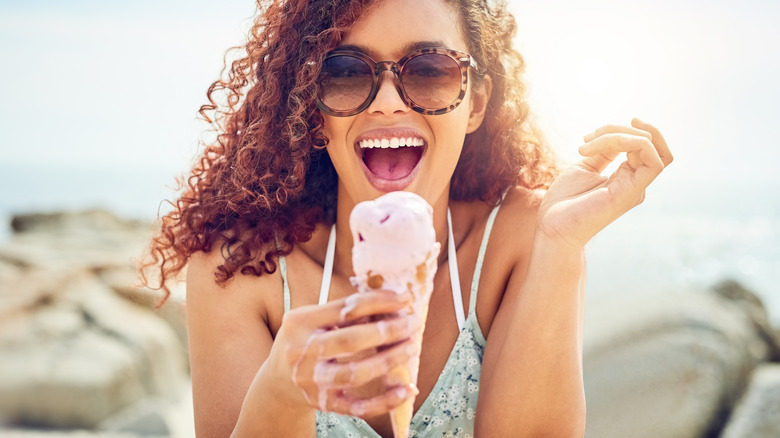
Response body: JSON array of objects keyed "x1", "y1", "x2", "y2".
[{"x1": 315, "y1": 47, "x2": 483, "y2": 117}]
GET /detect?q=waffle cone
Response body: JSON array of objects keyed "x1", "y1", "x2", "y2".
[{"x1": 388, "y1": 256, "x2": 435, "y2": 438}]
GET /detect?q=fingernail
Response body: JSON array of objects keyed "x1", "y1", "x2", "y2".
[{"x1": 395, "y1": 386, "x2": 408, "y2": 398}]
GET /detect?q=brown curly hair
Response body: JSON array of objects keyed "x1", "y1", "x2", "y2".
[{"x1": 141, "y1": 0, "x2": 558, "y2": 300}]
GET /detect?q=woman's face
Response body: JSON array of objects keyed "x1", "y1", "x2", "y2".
[{"x1": 322, "y1": 0, "x2": 488, "y2": 208}]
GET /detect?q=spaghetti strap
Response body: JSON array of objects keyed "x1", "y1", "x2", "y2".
[
  {"x1": 280, "y1": 225, "x2": 335, "y2": 314},
  {"x1": 318, "y1": 225, "x2": 336, "y2": 306},
  {"x1": 280, "y1": 255, "x2": 291, "y2": 314},
  {"x1": 468, "y1": 202, "x2": 502, "y2": 316},
  {"x1": 447, "y1": 209, "x2": 466, "y2": 331}
]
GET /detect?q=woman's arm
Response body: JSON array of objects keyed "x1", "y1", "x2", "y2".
[
  {"x1": 477, "y1": 119, "x2": 672, "y2": 437},
  {"x1": 186, "y1": 250, "x2": 316, "y2": 437},
  {"x1": 187, "y1": 249, "x2": 421, "y2": 437},
  {"x1": 478, "y1": 233, "x2": 587, "y2": 437}
]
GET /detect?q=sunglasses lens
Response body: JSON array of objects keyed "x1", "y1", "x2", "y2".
[
  {"x1": 402, "y1": 53, "x2": 462, "y2": 110},
  {"x1": 318, "y1": 55, "x2": 374, "y2": 113}
]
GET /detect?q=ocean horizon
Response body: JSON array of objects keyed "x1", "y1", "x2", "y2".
[{"x1": 1, "y1": 162, "x2": 779, "y2": 325}]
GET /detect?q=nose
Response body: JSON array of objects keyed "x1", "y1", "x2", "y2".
[{"x1": 366, "y1": 63, "x2": 410, "y2": 116}]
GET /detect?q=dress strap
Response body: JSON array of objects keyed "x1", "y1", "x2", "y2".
[
  {"x1": 280, "y1": 225, "x2": 336, "y2": 313},
  {"x1": 318, "y1": 225, "x2": 337, "y2": 306},
  {"x1": 447, "y1": 209, "x2": 466, "y2": 331},
  {"x1": 280, "y1": 255, "x2": 291, "y2": 314},
  {"x1": 468, "y1": 202, "x2": 502, "y2": 316}
]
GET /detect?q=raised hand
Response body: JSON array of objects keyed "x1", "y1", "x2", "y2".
[
  {"x1": 538, "y1": 118, "x2": 673, "y2": 248},
  {"x1": 263, "y1": 289, "x2": 420, "y2": 417}
]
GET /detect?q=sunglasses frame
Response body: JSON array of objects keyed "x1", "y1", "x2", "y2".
[{"x1": 315, "y1": 47, "x2": 483, "y2": 117}]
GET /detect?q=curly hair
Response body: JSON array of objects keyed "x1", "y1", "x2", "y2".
[{"x1": 141, "y1": 0, "x2": 558, "y2": 300}]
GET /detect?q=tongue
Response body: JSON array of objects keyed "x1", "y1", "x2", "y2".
[{"x1": 363, "y1": 147, "x2": 422, "y2": 180}]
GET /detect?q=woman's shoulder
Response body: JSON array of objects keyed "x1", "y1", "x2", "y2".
[
  {"x1": 489, "y1": 185, "x2": 543, "y2": 261},
  {"x1": 186, "y1": 241, "x2": 285, "y2": 330},
  {"x1": 501, "y1": 185, "x2": 544, "y2": 216},
  {"x1": 452, "y1": 185, "x2": 542, "y2": 248}
]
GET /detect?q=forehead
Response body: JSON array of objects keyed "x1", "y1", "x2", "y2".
[{"x1": 340, "y1": 0, "x2": 467, "y2": 59}]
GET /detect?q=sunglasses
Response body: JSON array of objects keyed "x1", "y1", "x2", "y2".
[{"x1": 315, "y1": 47, "x2": 483, "y2": 117}]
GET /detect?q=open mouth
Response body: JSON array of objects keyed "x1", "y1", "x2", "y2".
[{"x1": 358, "y1": 137, "x2": 425, "y2": 181}]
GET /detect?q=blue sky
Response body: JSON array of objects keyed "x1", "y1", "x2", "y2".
[{"x1": 1, "y1": 0, "x2": 779, "y2": 187}]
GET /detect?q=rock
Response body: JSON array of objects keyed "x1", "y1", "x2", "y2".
[
  {"x1": 713, "y1": 279, "x2": 780, "y2": 361},
  {"x1": 0, "y1": 272, "x2": 187, "y2": 429},
  {"x1": 583, "y1": 287, "x2": 769, "y2": 438},
  {"x1": 0, "y1": 209, "x2": 189, "y2": 432},
  {"x1": 720, "y1": 364, "x2": 780, "y2": 438},
  {"x1": 0, "y1": 210, "x2": 153, "y2": 272},
  {"x1": 10, "y1": 210, "x2": 146, "y2": 235},
  {"x1": 0, "y1": 269, "x2": 73, "y2": 323},
  {"x1": 96, "y1": 266, "x2": 189, "y2": 361},
  {"x1": 97, "y1": 398, "x2": 171, "y2": 436}
]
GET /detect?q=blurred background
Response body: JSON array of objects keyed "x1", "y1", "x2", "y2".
[{"x1": 1, "y1": 0, "x2": 778, "y2": 437}]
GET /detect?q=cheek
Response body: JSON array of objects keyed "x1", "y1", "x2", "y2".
[
  {"x1": 434, "y1": 105, "x2": 472, "y2": 145},
  {"x1": 322, "y1": 115, "x2": 353, "y2": 147}
]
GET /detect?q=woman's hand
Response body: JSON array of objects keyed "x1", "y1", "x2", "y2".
[
  {"x1": 262, "y1": 289, "x2": 420, "y2": 417},
  {"x1": 538, "y1": 118, "x2": 673, "y2": 248}
]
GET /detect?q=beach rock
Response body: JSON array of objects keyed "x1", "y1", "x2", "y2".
[
  {"x1": 0, "y1": 210, "x2": 153, "y2": 271},
  {"x1": 720, "y1": 364, "x2": 780, "y2": 438},
  {"x1": 582, "y1": 286, "x2": 769, "y2": 438},
  {"x1": 96, "y1": 397, "x2": 171, "y2": 436},
  {"x1": 9, "y1": 209, "x2": 146, "y2": 235},
  {"x1": 0, "y1": 271, "x2": 186, "y2": 429},
  {"x1": 97, "y1": 266, "x2": 188, "y2": 354},
  {"x1": 713, "y1": 279, "x2": 780, "y2": 361}
]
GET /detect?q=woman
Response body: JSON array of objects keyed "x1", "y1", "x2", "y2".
[{"x1": 143, "y1": 0, "x2": 672, "y2": 436}]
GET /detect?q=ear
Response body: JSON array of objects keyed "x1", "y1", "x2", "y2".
[{"x1": 466, "y1": 74, "x2": 492, "y2": 134}]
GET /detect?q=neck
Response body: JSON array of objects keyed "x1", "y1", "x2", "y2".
[{"x1": 332, "y1": 184, "x2": 451, "y2": 279}]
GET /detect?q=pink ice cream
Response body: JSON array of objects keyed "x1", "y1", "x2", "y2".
[{"x1": 349, "y1": 191, "x2": 440, "y2": 438}]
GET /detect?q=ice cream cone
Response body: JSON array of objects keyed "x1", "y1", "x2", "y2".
[{"x1": 349, "y1": 192, "x2": 440, "y2": 438}]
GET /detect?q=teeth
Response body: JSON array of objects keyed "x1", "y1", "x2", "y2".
[{"x1": 359, "y1": 137, "x2": 424, "y2": 149}]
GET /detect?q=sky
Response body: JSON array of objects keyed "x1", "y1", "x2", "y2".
[
  {"x1": 0, "y1": 0, "x2": 779, "y2": 193},
  {"x1": 1, "y1": 1, "x2": 779, "y2": 314}
]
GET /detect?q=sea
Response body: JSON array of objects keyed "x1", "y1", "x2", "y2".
[{"x1": 1, "y1": 163, "x2": 779, "y2": 325}]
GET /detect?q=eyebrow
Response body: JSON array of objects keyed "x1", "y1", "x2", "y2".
[{"x1": 335, "y1": 40, "x2": 449, "y2": 59}]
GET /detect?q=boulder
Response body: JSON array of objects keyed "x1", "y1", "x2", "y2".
[
  {"x1": 0, "y1": 210, "x2": 153, "y2": 271},
  {"x1": 712, "y1": 280, "x2": 780, "y2": 361},
  {"x1": 583, "y1": 286, "x2": 769, "y2": 438},
  {"x1": 9, "y1": 209, "x2": 146, "y2": 235},
  {"x1": 720, "y1": 364, "x2": 780, "y2": 438},
  {"x1": 0, "y1": 272, "x2": 187, "y2": 429},
  {"x1": 97, "y1": 266, "x2": 188, "y2": 355}
]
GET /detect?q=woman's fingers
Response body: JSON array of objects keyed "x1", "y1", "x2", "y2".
[
  {"x1": 632, "y1": 118, "x2": 673, "y2": 166},
  {"x1": 293, "y1": 337, "x2": 419, "y2": 413},
  {"x1": 583, "y1": 124, "x2": 652, "y2": 143},
  {"x1": 317, "y1": 314, "x2": 418, "y2": 358},
  {"x1": 579, "y1": 132, "x2": 665, "y2": 186},
  {"x1": 338, "y1": 290, "x2": 413, "y2": 323},
  {"x1": 327, "y1": 384, "x2": 418, "y2": 418},
  {"x1": 316, "y1": 338, "x2": 419, "y2": 388},
  {"x1": 284, "y1": 289, "x2": 411, "y2": 330}
]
